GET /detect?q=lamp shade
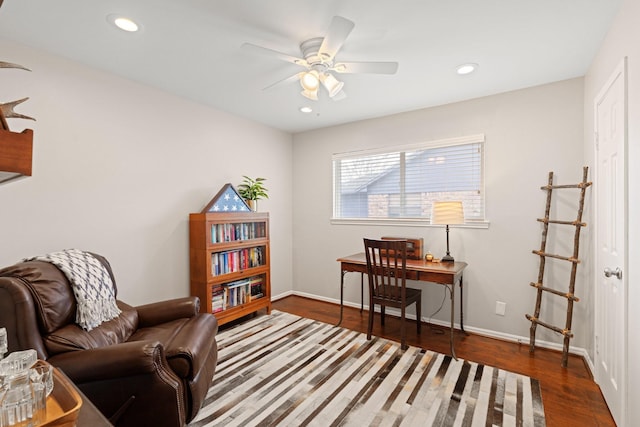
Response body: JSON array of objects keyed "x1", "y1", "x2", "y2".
[{"x1": 431, "y1": 201, "x2": 464, "y2": 225}]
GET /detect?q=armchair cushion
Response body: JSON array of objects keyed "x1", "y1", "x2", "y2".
[{"x1": 44, "y1": 304, "x2": 138, "y2": 353}]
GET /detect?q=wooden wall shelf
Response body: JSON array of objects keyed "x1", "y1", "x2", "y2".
[{"x1": 0, "y1": 127, "x2": 33, "y2": 184}]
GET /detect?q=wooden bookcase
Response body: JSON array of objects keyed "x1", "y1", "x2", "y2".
[{"x1": 189, "y1": 211, "x2": 271, "y2": 325}]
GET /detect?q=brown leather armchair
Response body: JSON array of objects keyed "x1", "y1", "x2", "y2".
[{"x1": 0, "y1": 254, "x2": 218, "y2": 427}]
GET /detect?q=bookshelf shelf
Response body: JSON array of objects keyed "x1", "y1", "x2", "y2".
[{"x1": 189, "y1": 210, "x2": 271, "y2": 325}]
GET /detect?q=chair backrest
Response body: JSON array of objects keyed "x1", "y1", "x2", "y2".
[
  {"x1": 363, "y1": 238, "x2": 408, "y2": 302},
  {"x1": 0, "y1": 254, "x2": 138, "y2": 359}
]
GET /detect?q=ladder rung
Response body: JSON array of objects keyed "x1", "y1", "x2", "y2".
[
  {"x1": 532, "y1": 250, "x2": 580, "y2": 263},
  {"x1": 540, "y1": 182, "x2": 592, "y2": 190},
  {"x1": 536, "y1": 218, "x2": 587, "y2": 227},
  {"x1": 525, "y1": 315, "x2": 574, "y2": 337},
  {"x1": 529, "y1": 282, "x2": 580, "y2": 301}
]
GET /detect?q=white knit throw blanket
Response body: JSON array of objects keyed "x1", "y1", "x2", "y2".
[{"x1": 25, "y1": 249, "x2": 121, "y2": 331}]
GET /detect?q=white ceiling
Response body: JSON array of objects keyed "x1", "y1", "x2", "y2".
[{"x1": 0, "y1": 0, "x2": 622, "y2": 133}]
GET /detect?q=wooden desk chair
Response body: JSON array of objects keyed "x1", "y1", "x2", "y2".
[{"x1": 363, "y1": 238, "x2": 422, "y2": 350}]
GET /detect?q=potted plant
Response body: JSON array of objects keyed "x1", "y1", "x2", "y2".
[{"x1": 237, "y1": 176, "x2": 268, "y2": 211}]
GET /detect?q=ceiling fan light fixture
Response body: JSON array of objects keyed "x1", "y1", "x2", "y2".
[
  {"x1": 320, "y1": 72, "x2": 344, "y2": 98},
  {"x1": 301, "y1": 88, "x2": 318, "y2": 101},
  {"x1": 300, "y1": 70, "x2": 320, "y2": 91},
  {"x1": 242, "y1": 16, "x2": 395, "y2": 103}
]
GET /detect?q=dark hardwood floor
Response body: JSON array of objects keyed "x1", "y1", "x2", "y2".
[{"x1": 270, "y1": 295, "x2": 615, "y2": 427}]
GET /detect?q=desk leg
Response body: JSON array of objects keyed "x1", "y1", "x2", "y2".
[
  {"x1": 459, "y1": 273, "x2": 467, "y2": 334},
  {"x1": 450, "y1": 282, "x2": 457, "y2": 360},
  {"x1": 336, "y1": 270, "x2": 347, "y2": 327}
]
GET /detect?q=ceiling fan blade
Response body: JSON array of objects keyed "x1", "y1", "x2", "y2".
[
  {"x1": 332, "y1": 90, "x2": 347, "y2": 101},
  {"x1": 333, "y1": 61, "x2": 398, "y2": 75},
  {"x1": 262, "y1": 72, "x2": 304, "y2": 91},
  {"x1": 241, "y1": 43, "x2": 308, "y2": 67},
  {"x1": 318, "y1": 16, "x2": 355, "y2": 61}
]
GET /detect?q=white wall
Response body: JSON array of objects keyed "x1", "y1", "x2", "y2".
[
  {"x1": 0, "y1": 40, "x2": 294, "y2": 305},
  {"x1": 292, "y1": 78, "x2": 588, "y2": 348},
  {"x1": 584, "y1": 0, "x2": 640, "y2": 424}
]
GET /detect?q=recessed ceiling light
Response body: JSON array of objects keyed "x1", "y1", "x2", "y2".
[
  {"x1": 107, "y1": 14, "x2": 140, "y2": 32},
  {"x1": 456, "y1": 63, "x2": 478, "y2": 75},
  {"x1": 300, "y1": 106, "x2": 313, "y2": 113}
]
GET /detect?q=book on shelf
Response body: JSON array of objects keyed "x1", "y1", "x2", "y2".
[
  {"x1": 211, "y1": 287, "x2": 225, "y2": 312},
  {"x1": 211, "y1": 247, "x2": 265, "y2": 276},
  {"x1": 212, "y1": 301, "x2": 225, "y2": 313},
  {"x1": 216, "y1": 275, "x2": 264, "y2": 309},
  {"x1": 210, "y1": 222, "x2": 266, "y2": 244},
  {"x1": 224, "y1": 285, "x2": 247, "y2": 308},
  {"x1": 249, "y1": 276, "x2": 264, "y2": 299}
]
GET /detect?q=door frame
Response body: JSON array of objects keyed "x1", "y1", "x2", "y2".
[{"x1": 593, "y1": 56, "x2": 628, "y2": 427}]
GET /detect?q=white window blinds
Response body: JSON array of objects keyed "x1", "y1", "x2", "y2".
[{"x1": 332, "y1": 135, "x2": 485, "y2": 222}]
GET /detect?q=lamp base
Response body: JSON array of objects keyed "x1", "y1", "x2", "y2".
[{"x1": 441, "y1": 254, "x2": 455, "y2": 263}]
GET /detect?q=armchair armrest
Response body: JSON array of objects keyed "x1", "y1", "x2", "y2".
[
  {"x1": 48, "y1": 340, "x2": 169, "y2": 383},
  {"x1": 135, "y1": 296, "x2": 200, "y2": 327}
]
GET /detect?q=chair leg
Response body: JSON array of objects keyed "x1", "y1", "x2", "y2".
[
  {"x1": 380, "y1": 306, "x2": 385, "y2": 326},
  {"x1": 367, "y1": 301, "x2": 374, "y2": 341},
  {"x1": 416, "y1": 298, "x2": 422, "y2": 334},
  {"x1": 400, "y1": 307, "x2": 407, "y2": 350}
]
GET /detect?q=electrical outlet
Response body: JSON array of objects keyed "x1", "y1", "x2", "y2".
[{"x1": 495, "y1": 301, "x2": 506, "y2": 316}]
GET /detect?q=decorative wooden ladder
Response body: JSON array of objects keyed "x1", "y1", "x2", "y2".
[{"x1": 525, "y1": 166, "x2": 592, "y2": 367}]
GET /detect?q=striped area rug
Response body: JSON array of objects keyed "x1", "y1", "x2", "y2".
[{"x1": 189, "y1": 310, "x2": 545, "y2": 427}]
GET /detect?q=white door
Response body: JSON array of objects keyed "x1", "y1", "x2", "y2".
[{"x1": 594, "y1": 58, "x2": 627, "y2": 427}]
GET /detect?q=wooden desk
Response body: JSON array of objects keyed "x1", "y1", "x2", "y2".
[{"x1": 337, "y1": 252, "x2": 467, "y2": 359}]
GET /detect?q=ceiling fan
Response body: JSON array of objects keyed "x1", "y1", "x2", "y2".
[{"x1": 241, "y1": 16, "x2": 398, "y2": 101}]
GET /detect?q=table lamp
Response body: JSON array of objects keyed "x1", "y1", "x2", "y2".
[{"x1": 431, "y1": 201, "x2": 464, "y2": 262}]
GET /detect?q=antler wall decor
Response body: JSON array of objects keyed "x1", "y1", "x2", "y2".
[
  {"x1": 0, "y1": 97, "x2": 34, "y2": 122},
  {"x1": 0, "y1": 61, "x2": 31, "y2": 71},
  {"x1": 0, "y1": 61, "x2": 35, "y2": 123}
]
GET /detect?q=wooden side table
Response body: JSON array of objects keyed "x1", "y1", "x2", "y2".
[{"x1": 55, "y1": 369, "x2": 113, "y2": 426}]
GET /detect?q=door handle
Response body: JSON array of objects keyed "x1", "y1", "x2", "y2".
[{"x1": 604, "y1": 267, "x2": 622, "y2": 279}]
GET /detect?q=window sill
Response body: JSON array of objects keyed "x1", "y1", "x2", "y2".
[{"x1": 330, "y1": 218, "x2": 490, "y2": 229}]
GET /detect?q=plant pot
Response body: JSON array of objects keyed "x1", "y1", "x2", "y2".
[{"x1": 246, "y1": 199, "x2": 257, "y2": 212}]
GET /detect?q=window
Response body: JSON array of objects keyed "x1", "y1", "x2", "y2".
[{"x1": 332, "y1": 134, "x2": 485, "y2": 223}]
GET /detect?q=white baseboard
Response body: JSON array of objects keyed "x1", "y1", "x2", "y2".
[
  {"x1": 272, "y1": 290, "x2": 295, "y2": 301},
  {"x1": 272, "y1": 290, "x2": 596, "y2": 376}
]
